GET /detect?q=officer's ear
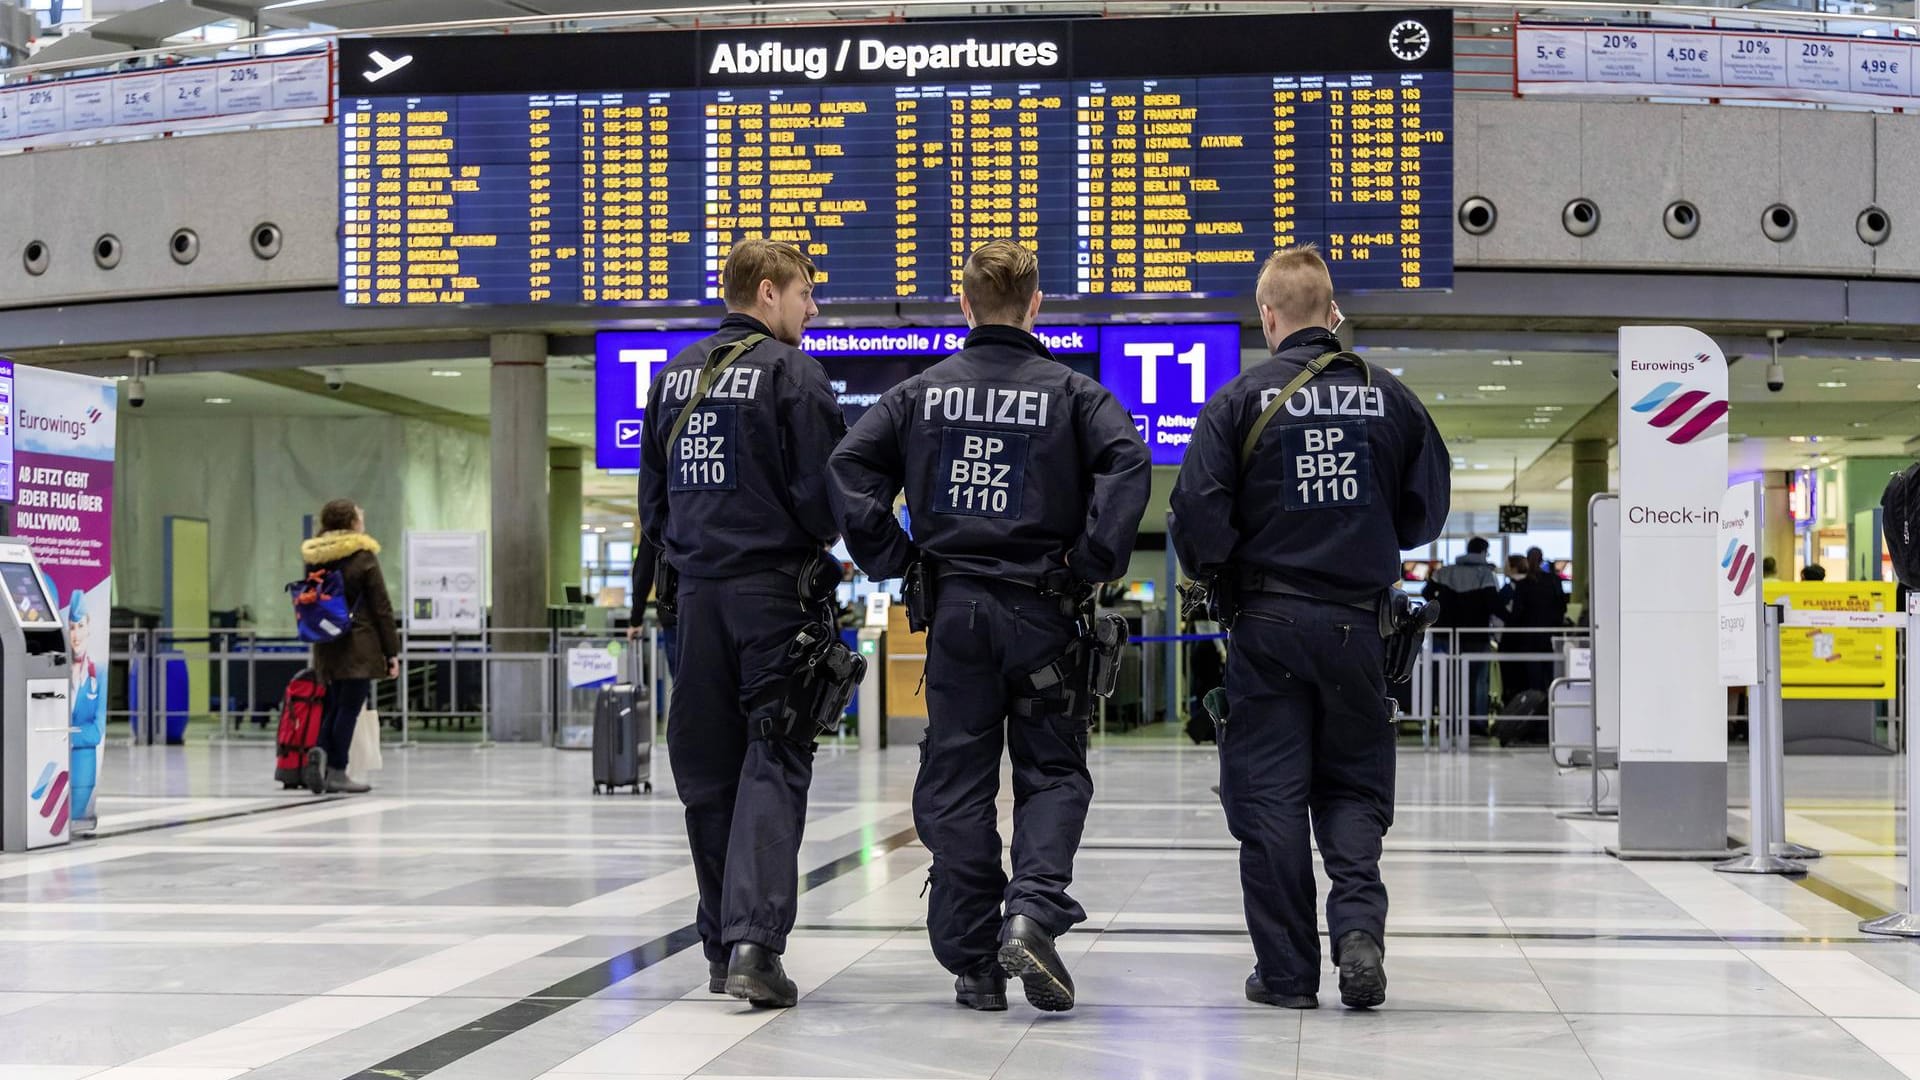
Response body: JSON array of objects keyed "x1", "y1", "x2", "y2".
[
  {"x1": 959, "y1": 292, "x2": 976, "y2": 330},
  {"x1": 1025, "y1": 289, "x2": 1042, "y2": 325}
]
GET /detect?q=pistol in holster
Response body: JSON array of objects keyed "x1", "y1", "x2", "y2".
[
  {"x1": 902, "y1": 556, "x2": 936, "y2": 633},
  {"x1": 761, "y1": 621, "x2": 868, "y2": 744},
  {"x1": 1377, "y1": 589, "x2": 1441, "y2": 685},
  {"x1": 1178, "y1": 574, "x2": 1239, "y2": 631},
  {"x1": 654, "y1": 551, "x2": 681, "y2": 628}
]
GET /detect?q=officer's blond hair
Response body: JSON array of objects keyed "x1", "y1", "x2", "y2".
[
  {"x1": 962, "y1": 241, "x2": 1040, "y2": 327},
  {"x1": 1256, "y1": 244, "x2": 1335, "y2": 329},
  {"x1": 722, "y1": 239, "x2": 816, "y2": 311}
]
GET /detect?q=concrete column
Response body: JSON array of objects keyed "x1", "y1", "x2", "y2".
[
  {"x1": 1764, "y1": 470, "x2": 1794, "y2": 581},
  {"x1": 490, "y1": 332, "x2": 550, "y2": 743},
  {"x1": 1568, "y1": 438, "x2": 1610, "y2": 608},
  {"x1": 549, "y1": 446, "x2": 584, "y2": 606}
]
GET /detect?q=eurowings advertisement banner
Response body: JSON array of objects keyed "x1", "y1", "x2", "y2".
[
  {"x1": 6, "y1": 365, "x2": 117, "y2": 832},
  {"x1": 1617, "y1": 327, "x2": 1729, "y2": 763},
  {"x1": 1718, "y1": 481, "x2": 1763, "y2": 688}
]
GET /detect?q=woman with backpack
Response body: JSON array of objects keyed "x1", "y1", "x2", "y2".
[{"x1": 298, "y1": 499, "x2": 399, "y2": 794}]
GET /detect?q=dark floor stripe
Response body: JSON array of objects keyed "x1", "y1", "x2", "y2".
[
  {"x1": 87, "y1": 795, "x2": 343, "y2": 839},
  {"x1": 344, "y1": 824, "x2": 919, "y2": 1080}
]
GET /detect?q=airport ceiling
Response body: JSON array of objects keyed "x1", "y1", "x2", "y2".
[{"x1": 118, "y1": 344, "x2": 1920, "y2": 515}]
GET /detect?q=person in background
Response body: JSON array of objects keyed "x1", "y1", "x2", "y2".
[
  {"x1": 1428, "y1": 537, "x2": 1500, "y2": 723},
  {"x1": 1763, "y1": 556, "x2": 1779, "y2": 580},
  {"x1": 299, "y1": 499, "x2": 399, "y2": 795},
  {"x1": 1802, "y1": 564, "x2": 1828, "y2": 582},
  {"x1": 1526, "y1": 546, "x2": 1568, "y2": 627},
  {"x1": 1500, "y1": 554, "x2": 1562, "y2": 700}
]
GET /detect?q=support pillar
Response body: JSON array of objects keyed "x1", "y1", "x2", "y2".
[
  {"x1": 1764, "y1": 471, "x2": 1794, "y2": 581},
  {"x1": 490, "y1": 333, "x2": 550, "y2": 743},
  {"x1": 1569, "y1": 438, "x2": 1610, "y2": 609},
  {"x1": 549, "y1": 446, "x2": 583, "y2": 606}
]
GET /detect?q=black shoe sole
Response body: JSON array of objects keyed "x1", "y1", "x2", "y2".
[
  {"x1": 724, "y1": 972, "x2": 797, "y2": 1009},
  {"x1": 708, "y1": 977, "x2": 726, "y2": 994},
  {"x1": 1246, "y1": 986, "x2": 1319, "y2": 1009},
  {"x1": 956, "y1": 989, "x2": 1009, "y2": 1012},
  {"x1": 997, "y1": 941, "x2": 1074, "y2": 1012},
  {"x1": 303, "y1": 749, "x2": 326, "y2": 796},
  {"x1": 1339, "y1": 960, "x2": 1386, "y2": 1010}
]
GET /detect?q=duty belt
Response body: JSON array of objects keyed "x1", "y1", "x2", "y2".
[{"x1": 1236, "y1": 572, "x2": 1375, "y2": 613}]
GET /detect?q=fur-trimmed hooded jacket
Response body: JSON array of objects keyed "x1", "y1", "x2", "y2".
[{"x1": 299, "y1": 531, "x2": 400, "y2": 682}]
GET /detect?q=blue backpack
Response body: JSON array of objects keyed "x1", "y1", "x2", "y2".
[{"x1": 288, "y1": 568, "x2": 354, "y2": 644}]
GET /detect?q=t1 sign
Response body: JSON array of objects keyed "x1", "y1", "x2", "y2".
[{"x1": 1097, "y1": 324, "x2": 1242, "y2": 465}]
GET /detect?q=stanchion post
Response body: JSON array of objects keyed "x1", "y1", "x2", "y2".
[
  {"x1": 1862, "y1": 594, "x2": 1920, "y2": 935},
  {"x1": 1719, "y1": 603, "x2": 1806, "y2": 876}
]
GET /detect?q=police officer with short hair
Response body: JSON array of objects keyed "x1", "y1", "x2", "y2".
[
  {"x1": 639, "y1": 238, "x2": 847, "y2": 1009},
  {"x1": 1170, "y1": 244, "x2": 1449, "y2": 1010},
  {"x1": 829, "y1": 241, "x2": 1150, "y2": 1013}
]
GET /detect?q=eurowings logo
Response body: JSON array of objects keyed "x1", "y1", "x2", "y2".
[
  {"x1": 1722, "y1": 537, "x2": 1757, "y2": 597},
  {"x1": 1629, "y1": 365, "x2": 1728, "y2": 444},
  {"x1": 29, "y1": 761, "x2": 69, "y2": 837}
]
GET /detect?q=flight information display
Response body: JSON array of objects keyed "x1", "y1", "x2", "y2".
[{"x1": 338, "y1": 11, "x2": 1452, "y2": 307}]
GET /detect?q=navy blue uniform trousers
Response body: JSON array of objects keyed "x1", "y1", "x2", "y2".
[
  {"x1": 668, "y1": 570, "x2": 817, "y2": 964},
  {"x1": 918, "y1": 577, "x2": 1092, "y2": 975},
  {"x1": 1220, "y1": 593, "x2": 1395, "y2": 996}
]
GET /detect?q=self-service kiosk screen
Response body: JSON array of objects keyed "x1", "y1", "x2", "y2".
[{"x1": 0, "y1": 562, "x2": 56, "y2": 626}]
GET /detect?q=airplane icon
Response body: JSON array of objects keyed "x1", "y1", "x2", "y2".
[
  {"x1": 363, "y1": 51, "x2": 414, "y2": 84},
  {"x1": 614, "y1": 420, "x2": 644, "y2": 448}
]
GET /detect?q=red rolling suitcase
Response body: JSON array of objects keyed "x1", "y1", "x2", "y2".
[{"x1": 274, "y1": 670, "x2": 326, "y2": 789}]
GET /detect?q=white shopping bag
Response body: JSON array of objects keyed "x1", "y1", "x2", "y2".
[{"x1": 348, "y1": 704, "x2": 384, "y2": 781}]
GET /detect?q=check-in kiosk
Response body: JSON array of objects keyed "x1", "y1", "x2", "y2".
[{"x1": 0, "y1": 542, "x2": 72, "y2": 852}]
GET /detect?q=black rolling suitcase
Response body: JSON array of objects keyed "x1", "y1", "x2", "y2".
[{"x1": 592, "y1": 683, "x2": 652, "y2": 794}]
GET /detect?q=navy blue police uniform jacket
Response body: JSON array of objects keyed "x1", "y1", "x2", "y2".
[
  {"x1": 1170, "y1": 327, "x2": 1451, "y2": 605},
  {"x1": 829, "y1": 324, "x2": 1152, "y2": 587},
  {"x1": 639, "y1": 313, "x2": 847, "y2": 580}
]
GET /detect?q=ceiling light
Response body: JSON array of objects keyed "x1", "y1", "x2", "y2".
[
  {"x1": 1852, "y1": 421, "x2": 1870, "y2": 428},
  {"x1": 1477, "y1": 384, "x2": 1507, "y2": 392},
  {"x1": 1820, "y1": 456, "x2": 1833, "y2": 464},
  {"x1": 1434, "y1": 393, "x2": 1448, "y2": 401},
  {"x1": 1788, "y1": 435, "x2": 1812, "y2": 443},
  {"x1": 1817, "y1": 381, "x2": 1848, "y2": 389},
  {"x1": 1472, "y1": 463, "x2": 1490, "y2": 470},
  {"x1": 1535, "y1": 405, "x2": 1563, "y2": 412},
  {"x1": 621, "y1": 521, "x2": 635, "y2": 528},
  {"x1": 593, "y1": 526, "x2": 607, "y2": 534},
  {"x1": 430, "y1": 369, "x2": 463, "y2": 378},
  {"x1": 204, "y1": 397, "x2": 232, "y2": 405},
  {"x1": 1490, "y1": 357, "x2": 1523, "y2": 367},
  {"x1": 1387, "y1": 367, "x2": 1406, "y2": 376},
  {"x1": 580, "y1": 524, "x2": 592, "y2": 531}
]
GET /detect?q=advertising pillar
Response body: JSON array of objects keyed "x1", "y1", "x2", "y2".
[
  {"x1": 1614, "y1": 328, "x2": 1730, "y2": 857},
  {"x1": 5, "y1": 364, "x2": 117, "y2": 834}
]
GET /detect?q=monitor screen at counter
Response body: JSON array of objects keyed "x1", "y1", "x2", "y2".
[
  {"x1": 594, "y1": 322, "x2": 1241, "y2": 469},
  {"x1": 337, "y1": 10, "x2": 1452, "y2": 307},
  {"x1": 0, "y1": 561, "x2": 56, "y2": 627}
]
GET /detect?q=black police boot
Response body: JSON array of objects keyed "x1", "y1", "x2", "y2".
[
  {"x1": 724, "y1": 942, "x2": 798, "y2": 1008},
  {"x1": 1336, "y1": 930, "x2": 1387, "y2": 1010},
  {"x1": 997, "y1": 915, "x2": 1074, "y2": 1012},
  {"x1": 708, "y1": 960, "x2": 727, "y2": 995},
  {"x1": 954, "y1": 963, "x2": 1008, "y2": 1012},
  {"x1": 1245, "y1": 970, "x2": 1318, "y2": 1009}
]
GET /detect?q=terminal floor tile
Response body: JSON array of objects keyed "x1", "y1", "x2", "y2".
[{"x1": 0, "y1": 741, "x2": 1913, "y2": 1079}]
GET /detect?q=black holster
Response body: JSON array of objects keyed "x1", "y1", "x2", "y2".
[
  {"x1": 902, "y1": 557, "x2": 936, "y2": 633},
  {"x1": 760, "y1": 621, "x2": 867, "y2": 743},
  {"x1": 1016, "y1": 639, "x2": 1090, "y2": 727},
  {"x1": 1088, "y1": 613, "x2": 1128, "y2": 699},
  {"x1": 654, "y1": 552, "x2": 681, "y2": 628},
  {"x1": 1178, "y1": 575, "x2": 1239, "y2": 630},
  {"x1": 1377, "y1": 590, "x2": 1441, "y2": 685}
]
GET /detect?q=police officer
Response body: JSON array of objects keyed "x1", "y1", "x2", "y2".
[
  {"x1": 639, "y1": 238, "x2": 847, "y2": 1009},
  {"x1": 829, "y1": 241, "x2": 1150, "y2": 1013},
  {"x1": 1170, "y1": 244, "x2": 1449, "y2": 1010}
]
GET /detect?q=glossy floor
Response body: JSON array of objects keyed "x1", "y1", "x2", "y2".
[{"x1": 0, "y1": 740, "x2": 1914, "y2": 1080}]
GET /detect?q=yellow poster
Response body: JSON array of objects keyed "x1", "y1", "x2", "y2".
[{"x1": 1763, "y1": 580, "x2": 1897, "y2": 700}]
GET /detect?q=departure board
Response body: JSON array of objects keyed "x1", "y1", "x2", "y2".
[{"x1": 337, "y1": 11, "x2": 1452, "y2": 307}]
